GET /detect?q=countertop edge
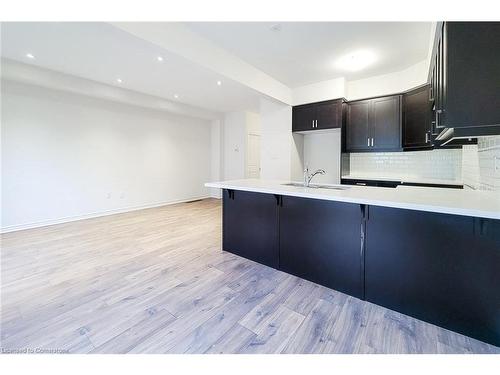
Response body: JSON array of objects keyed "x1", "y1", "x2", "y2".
[
  {"x1": 205, "y1": 182, "x2": 500, "y2": 220},
  {"x1": 341, "y1": 175, "x2": 464, "y2": 186}
]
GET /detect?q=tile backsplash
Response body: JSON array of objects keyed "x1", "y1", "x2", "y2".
[
  {"x1": 462, "y1": 136, "x2": 500, "y2": 191},
  {"x1": 347, "y1": 149, "x2": 463, "y2": 181}
]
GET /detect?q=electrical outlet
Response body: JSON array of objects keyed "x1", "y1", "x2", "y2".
[{"x1": 106, "y1": 193, "x2": 111, "y2": 199}]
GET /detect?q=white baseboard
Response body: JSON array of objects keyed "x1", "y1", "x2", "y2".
[{"x1": 1, "y1": 195, "x2": 212, "y2": 234}]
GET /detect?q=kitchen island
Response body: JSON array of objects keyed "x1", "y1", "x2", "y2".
[{"x1": 206, "y1": 179, "x2": 500, "y2": 347}]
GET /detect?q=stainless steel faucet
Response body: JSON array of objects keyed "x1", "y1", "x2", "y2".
[{"x1": 303, "y1": 166, "x2": 326, "y2": 187}]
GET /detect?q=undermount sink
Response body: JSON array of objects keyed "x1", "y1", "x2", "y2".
[{"x1": 282, "y1": 182, "x2": 350, "y2": 190}]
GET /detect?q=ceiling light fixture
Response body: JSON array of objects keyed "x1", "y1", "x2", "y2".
[
  {"x1": 216, "y1": 80, "x2": 222, "y2": 86},
  {"x1": 26, "y1": 53, "x2": 35, "y2": 59},
  {"x1": 335, "y1": 50, "x2": 377, "y2": 72},
  {"x1": 174, "y1": 94, "x2": 179, "y2": 99},
  {"x1": 116, "y1": 78, "x2": 123, "y2": 84},
  {"x1": 157, "y1": 56, "x2": 164, "y2": 62}
]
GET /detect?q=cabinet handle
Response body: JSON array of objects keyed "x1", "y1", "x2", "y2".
[
  {"x1": 425, "y1": 133, "x2": 429, "y2": 143},
  {"x1": 371, "y1": 138, "x2": 374, "y2": 147},
  {"x1": 312, "y1": 120, "x2": 314, "y2": 128},
  {"x1": 367, "y1": 138, "x2": 370, "y2": 146}
]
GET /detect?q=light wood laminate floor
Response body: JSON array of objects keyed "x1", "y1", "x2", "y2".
[{"x1": 1, "y1": 199, "x2": 498, "y2": 354}]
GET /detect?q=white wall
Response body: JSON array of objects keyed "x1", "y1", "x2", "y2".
[
  {"x1": 290, "y1": 60, "x2": 428, "y2": 105},
  {"x1": 259, "y1": 98, "x2": 294, "y2": 180},
  {"x1": 303, "y1": 130, "x2": 341, "y2": 184},
  {"x1": 346, "y1": 60, "x2": 428, "y2": 100},
  {"x1": 1, "y1": 81, "x2": 213, "y2": 232},
  {"x1": 210, "y1": 119, "x2": 222, "y2": 198},
  {"x1": 221, "y1": 110, "x2": 261, "y2": 181},
  {"x1": 462, "y1": 136, "x2": 500, "y2": 191},
  {"x1": 290, "y1": 133, "x2": 304, "y2": 182},
  {"x1": 222, "y1": 111, "x2": 247, "y2": 180},
  {"x1": 292, "y1": 77, "x2": 346, "y2": 105}
]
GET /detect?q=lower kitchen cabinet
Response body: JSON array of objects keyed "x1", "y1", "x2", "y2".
[
  {"x1": 279, "y1": 196, "x2": 363, "y2": 298},
  {"x1": 365, "y1": 206, "x2": 500, "y2": 346},
  {"x1": 223, "y1": 189, "x2": 279, "y2": 268}
]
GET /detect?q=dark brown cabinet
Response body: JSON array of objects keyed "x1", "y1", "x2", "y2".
[
  {"x1": 429, "y1": 22, "x2": 500, "y2": 135},
  {"x1": 346, "y1": 95, "x2": 402, "y2": 152},
  {"x1": 292, "y1": 99, "x2": 345, "y2": 132},
  {"x1": 292, "y1": 104, "x2": 315, "y2": 132},
  {"x1": 371, "y1": 96, "x2": 402, "y2": 151},
  {"x1": 222, "y1": 189, "x2": 500, "y2": 346},
  {"x1": 346, "y1": 100, "x2": 370, "y2": 151},
  {"x1": 403, "y1": 85, "x2": 432, "y2": 149},
  {"x1": 279, "y1": 196, "x2": 364, "y2": 299},
  {"x1": 223, "y1": 189, "x2": 279, "y2": 269},
  {"x1": 315, "y1": 100, "x2": 345, "y2": 130},
  {"x1": 365, "y1": 206, "x2": 500, "y2": 347},
  {"x1": 429, "y1": 22, "x2": 446, "y2": 135}
]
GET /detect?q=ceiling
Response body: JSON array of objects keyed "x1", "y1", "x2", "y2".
[
  {"x1": 1, "y1": 22, "x2": 432, "y2": 114},
  {"x1": 0, "y1": 22, "x2": 262, "y2": 113},
  {"x1": 186, "y1": 22, "x2": 432, "y2": 87}
]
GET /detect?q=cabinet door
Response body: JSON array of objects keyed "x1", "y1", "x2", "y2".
[
  {"x1": 315, "y1": 100, "x2": 342, "y2": 129},
  {"x1": 444, "y1": 22, "x2": 500, "y2": 129},
  {"x1": 346, "y1": 100, "x2": 371, "y2": 151},
  {"x1": 403, "y1": 86, "x2": 432, "y2": 149},
  {"x1": 292, "y1": 104, "x2": 315, "y2": 132},
  {"x1": 370, "y1": 95, "x2": 402, "y2": 151},
  {"x1": 279, "y1": 196, "x2": 363, "y2": 298},
  {"x1": 223, "y1": 189, "x2": 279, "y2": 268},
  {"x1": 365, "y1": 206, "x2": 500, "y2": 347}
]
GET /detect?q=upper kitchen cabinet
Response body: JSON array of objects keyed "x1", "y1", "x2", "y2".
[
  {"x1": 346, "y1": 95, "x2": 402, "y2": 152},
  {"x1": 403, "y1": 85, "x2": 432, "y2": 150},
  {"x1": 292, "y1": 98, "x2": 345, "y2": 132},
  {"x1": 315, "y1": 99, "x2": 346, "y2": 130},
  {"x1": 371, "y1": 95, "x2": 402, "y2": 151},
  {"x1": 430, "y1": 22, "x2": 500, "y2": 142},
  {"x1": 346, "y1": 99, "x2": 370, "y2": 151},
  {"x1": 292, "y1": 103, "x2": 316, "y2": 132}
]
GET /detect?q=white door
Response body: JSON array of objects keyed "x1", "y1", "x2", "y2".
[{"x1": 246, "y1": 133, "x2": 261, "y2": 178}]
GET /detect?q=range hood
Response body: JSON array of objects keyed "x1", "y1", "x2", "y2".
[{"x1": 435, "y1": 125, "x2": 500, "y2": 146}]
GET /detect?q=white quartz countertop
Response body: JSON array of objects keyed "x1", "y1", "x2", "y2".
[{"x1": 205, "y1": 179, "x2": 500, "y2": 220}]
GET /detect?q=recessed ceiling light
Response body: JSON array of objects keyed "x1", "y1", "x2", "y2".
[
  {"x1": 335, "y1": 50, "x2": 377, "y2": 72},
  {"x1": 216, "y1": 80, "x2": 222, "y2": 86},
  {"x1": 270, "y1": 24, "x2": 282, "y2": 32},
  {"x1": 157, "y1": 56, "x2": 164, "y2": 62},
  {"x1": 26, "y1": 53, "x2": 35, "y2": 59},
  {"x1": 174, "y1": 94, "x2": 179, "y2": 99},
  {"x1": 116, "y1": 78, "x2": 123, "y2": 84}
]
